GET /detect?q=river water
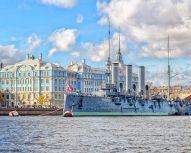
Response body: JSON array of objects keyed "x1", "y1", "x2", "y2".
[{"x1": 0, "y1": 116, "x2": 191, "y2": 153}]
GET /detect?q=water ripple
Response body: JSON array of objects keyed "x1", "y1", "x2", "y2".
[{"x1": 0, "y1": 116, "x2": 191, "y2": 153}]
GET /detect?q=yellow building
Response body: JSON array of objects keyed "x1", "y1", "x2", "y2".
[{"x1": 150, "y1": 86, "x2": 191, "y2": 100}]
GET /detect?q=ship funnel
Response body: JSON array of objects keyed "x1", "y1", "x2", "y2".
[
  {"x1": 0, "y1": 62, "x2": 3, "y2": 70},
  {"x1": 26, "y1": 53, "x2": 29, "y2": 60},
  {"x1": 38, "y1": 53, "x2": 42, "y2": 61},
  {"x1": 145, "y1": 85, "x2": 149, "y2": 100},
  {"x1": 138, "y1": 66, "x2": 145, "y2": 96},
  {"x1": 125, "y1": 65, "x2": 132, "y2": 94},
  {"x1": 112, "y1": 62, "x2": 119, "y2": 88}
]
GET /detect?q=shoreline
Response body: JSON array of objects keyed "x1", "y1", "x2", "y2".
[{"x1": 0, "y1": 108, "x2": 63, "y2": 116}]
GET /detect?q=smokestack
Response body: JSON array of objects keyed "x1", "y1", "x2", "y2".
[
  {"x1": 38, "y1": 53, "x2": 42, "y2": 61},
  {"x1": 126, "y1": 65, "x2": 132, "y2": 94},
  {"x1": 0, "y1": 63, "x2": 3, "y2": 69},
  {"x1": 138, "y1": 66, "x2": 145, "y2": 96},
  {"x1": 145, "y1": 85, "x2": 149, "y2": 100},
  {"x1": 82, "y1": 59, "x2": 86, "y2": 64},
  {"x1": 26, "y1": 53, "x2": 29, "y2": 60},
  {"x1": 112, "y1": 62, "x2": 119, "y2": 88}
]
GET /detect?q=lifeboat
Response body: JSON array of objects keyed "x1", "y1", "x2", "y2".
[
  {"x1": 64, "y1": 111, "x2": 73, "y2": 117},
  {"x1": 9, "y1": 110, "x2": 19, "y2": 117}
]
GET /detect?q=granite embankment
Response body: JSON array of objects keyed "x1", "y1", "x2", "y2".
[{"x1": 0, "y1": 108, "x2": 63, "y2": 116}]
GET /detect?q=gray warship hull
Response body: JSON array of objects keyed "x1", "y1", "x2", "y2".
[{"x1": 63, "y1": 94, "x2": 191, "y2": 116}]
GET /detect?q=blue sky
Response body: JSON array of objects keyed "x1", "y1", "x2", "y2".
[
  {"x1": 0, "y1": 0, "x2": 110, "y2": 65},
  {"x1": 1, "y1": 0, "x2": 191, "y2": 86}
]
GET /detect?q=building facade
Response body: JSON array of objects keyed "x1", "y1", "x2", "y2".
[
  {"x1": 68, "y1": 60, "x2": 108, "y2": 95},
  {"x1": 0, "y1": 54, "x2": 69, "y2": 108},
  {"x1": 150, "y1": 86, "x2": 191, "y2": 100}
]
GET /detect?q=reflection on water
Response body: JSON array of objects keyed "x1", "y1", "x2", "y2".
[{"x1": 0, "y1": 116, "x2": 191, "y2": 153}]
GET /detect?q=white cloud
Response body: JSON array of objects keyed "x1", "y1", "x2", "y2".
[
  {"x1": 71, "y1": 51, "x2": 80, "y2": 57},
  {"x1": 81, "y1": 32, "x2": 127, "y2": 62},
  {"x1": 97, "y1": 0, "x2": 191, "y2": 58},
  {"x1": 27, "y1": 33, "x2": 42, "y2": 52},
  {"x1": 40, "y1": 0, "x2": 76, "y2": 8},
  {"x1": 147, "y1": 64, "x2": 191, "y2": 86},
  {"x1": 76, "y1": 14, "x2": 84, "y2": 23},
  {"x1": 0, "y1": 45, "x2": 25, "y2": 65},
  {"x1": 48, "y1": 28, "x2": 78, "y2": 57}
]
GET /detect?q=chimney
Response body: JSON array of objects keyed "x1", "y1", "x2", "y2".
[
  {"x1": 112, "y1": 62, "x2": 119, "y2": 89},
  {"x1": 0, "y1": 63, "x2": 3, "y2": 69},
  {"x1": 138, "y1": 66, "x2": 145, "y2": 96},
  {"x1": 38, "y1": 53, "x2": 42, "y2": 61},
  {"x1": 82, "y1": 59, "x2": 86, "y2": 64},
  {"x1": 126, "y1": 65, "x2": 132, "y2": 94},
  {"x1": 26, "y1": 53, "x2": 29, "y2": 60},
  {"x1": 145, "y1": 85, "x2": 149, "y2": 100},
  {"x1": 30, "y1": 54, "x2": 35, "y2": 60}
]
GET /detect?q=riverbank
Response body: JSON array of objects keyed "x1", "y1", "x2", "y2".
[{"x1": 0, "y1": 108, "x2": 63, "y2": 116}]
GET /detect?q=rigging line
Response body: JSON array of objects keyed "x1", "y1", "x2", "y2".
[{"x1": 108, "y1": 17, "x2": 111, "y2": 59}]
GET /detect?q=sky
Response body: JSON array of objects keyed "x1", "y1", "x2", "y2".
[{"x1": 1, "y1": 0, "x2": 191, "y2": 86}]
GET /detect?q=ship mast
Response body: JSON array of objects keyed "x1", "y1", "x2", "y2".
[
  {"x1": 167, "y1": 36, "x2": 171, "y2": 101},
  {"x1": 106, "y1": 18, "x2": 111, "y2": 83}
]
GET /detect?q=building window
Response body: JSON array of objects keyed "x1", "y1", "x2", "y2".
[
  {"x1": 55, "y1": 94, "x2": 57, "y2": 99},
  {"x1": 41, "y1": 86, "x2": 44, "y2": 91},
  {"x1": 41, "y1": 79, "x2": 44, "y2": 84},
  {"x1": 55, "y1": 87, "x2": 57, "y2": 91},
  {"x1": 59, "y1": 94, "x2": 61, "y2": 99},
  {"x1": 46, "y1": 86, "x2": 49, "y2": 91},
  {"x1": 55, "y1": 79, "x2": 57, "y2": 84},
  {"x1": 28, "y1": 94, "x2": 31, "y2": 99},
  {"x1": 46, "y1": 79, "x2": 49, "y2": 84},
  {"x1": 34, "y1": 87, "x2": 38, "y2": 91},
  {"x1": 46, "y1": 94, "x2": 49, "y2": 99}
]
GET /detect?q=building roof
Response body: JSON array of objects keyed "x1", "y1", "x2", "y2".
[
  {"x1": 184, "y1": 95, "x2": 191, "y2": 101},
  {"x1": 0, "y1": 56, "x2": 65, "y2": 72}
]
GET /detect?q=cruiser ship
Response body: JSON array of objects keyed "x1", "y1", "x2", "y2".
[{"x1": 63, "y1": 28, "x2": 191, "y2": 116}]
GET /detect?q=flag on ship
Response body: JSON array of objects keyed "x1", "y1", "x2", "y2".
[{"x1": 65, "y1": 83, "x2": 73, "y2": 92}]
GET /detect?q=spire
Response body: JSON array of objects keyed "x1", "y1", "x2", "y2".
[
  {"x1": 118, "y1": 29, "x2": 121, "y2": 54},
  {"x1": 116, "y1": 28, "x2": 123, "y2": 63}
]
